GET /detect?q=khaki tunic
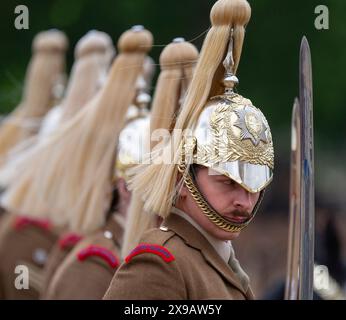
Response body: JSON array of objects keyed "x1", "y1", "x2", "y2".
[
  {"x1": 0, "y1": 213, "x2": 13, "y2": 242},
  {"x1": 40, "y1": 232, "x2": 82, "y2": 297},
  {"x1": 0, "y1": 213, "x2": 13, "y2": 299},
  {"x1": 44, "y1": 216, "x2": 123, "y2": 299},
  {"x1": 104, "y1": 213, "x2": 254, "y2": 300},
  {"x1": 0, "y1": 214, "x2": 60, "y2": 299}
]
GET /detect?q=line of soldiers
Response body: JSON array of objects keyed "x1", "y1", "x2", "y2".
[{"x1": 0, "y1": 0, "x2": 341, "y2": 300}]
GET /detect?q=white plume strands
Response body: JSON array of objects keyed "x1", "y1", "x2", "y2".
[
  {"x1": 0, "y1": 30, "x2": 68, "y2": 165},
  {"x1": 1, "y1": 27, "x2": 153, "y2": 234},
  {"x1": 128, "y1": 0, "x2": 251, "y2": 218},
  {"x1": 0, "y1": 31, "x2": 115, "y2": 190},
  {"x1": 121, "y1": 39, "x2": 199, "y2": 258}
]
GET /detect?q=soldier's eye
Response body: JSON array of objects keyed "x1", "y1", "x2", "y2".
[{"x1": 223, "y1": 180, "x2": 234, "y2": 186}]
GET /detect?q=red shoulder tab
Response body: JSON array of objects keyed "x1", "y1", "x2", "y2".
[
  {"x1": 125, "y1": 243, "x2": 175, "y2": 263},
  {"x1": 77, "y1": 245, "x2": 119, "y2": 269},
  {"x1": 59, "y1": 233, "x2": 83, "y2": 250},
  {"x1": 14, "y1": 216, "x2": 51, "y2": 231}
]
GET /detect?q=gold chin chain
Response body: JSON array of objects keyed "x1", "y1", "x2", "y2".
[{"x1": 178, "y1": 159, "x2": 257, "y2": 233}]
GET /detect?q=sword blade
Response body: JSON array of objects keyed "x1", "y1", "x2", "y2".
[
  {"x1": 285, "y1": 98, "x2": 301, "y2": 300},
  {"x1": 298, "y1": 36, "x2": 315, "y2": 300}
]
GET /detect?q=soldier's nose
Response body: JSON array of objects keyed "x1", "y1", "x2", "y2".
[{"x1": 233, "y1": 187, "x2": 253, "y2": 212}]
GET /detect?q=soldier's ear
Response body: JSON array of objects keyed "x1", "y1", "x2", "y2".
[
  {"x1": 117, "y1": 178, "x2": 131, "y2": 202},
  {"x1": 181, "y1": 188, "x2": 187, "y2": 198},
  {"x1": 179, "y1": 182, "x2": 188, "y2": 198}
]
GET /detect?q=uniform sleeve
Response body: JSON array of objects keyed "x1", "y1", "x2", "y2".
[{"x1": 103, "y1": 251, "x2": 186, "y2": 300}]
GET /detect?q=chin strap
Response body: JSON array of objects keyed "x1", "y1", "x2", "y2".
[{"x1": 177, "y1": 144, "x2": 264, "y2": 233}]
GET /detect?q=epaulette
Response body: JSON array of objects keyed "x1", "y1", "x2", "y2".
[
  {"x1": 77, "y1": 245, "x2": 119, "y2": 269},
  {"x1": 14, "y1": 216, "x2": 51, "y2": 231},
  {"x1": 58, "y1": 233, "x2": 83, "y2": 250},
  {"x1": 125, "y1": 243, "x2": 175, "y2": 264}
]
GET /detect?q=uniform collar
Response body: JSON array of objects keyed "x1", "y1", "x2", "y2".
[
  {"x1": 171, "y1": 207, "x2": 231, "y2": 264},
  {"x1": 162, "y1": 212, "x2": 252, "y2": 298}
]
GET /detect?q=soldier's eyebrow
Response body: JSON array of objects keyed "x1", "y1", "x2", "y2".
[{"x1": 208, "y1": 171, "x2": 227, "y2": 179}]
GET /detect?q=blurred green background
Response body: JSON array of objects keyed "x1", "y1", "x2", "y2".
[{"x1": 0, "y1": 0, "x2": 345, "y2": 212}]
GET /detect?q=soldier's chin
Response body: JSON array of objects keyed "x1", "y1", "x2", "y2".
[
  {"x1": 214, "y1": 227, "x2": 241, "y2": 241},
  {"x1": 231, "y1": 231, "x2": 241, "y2": 239}
]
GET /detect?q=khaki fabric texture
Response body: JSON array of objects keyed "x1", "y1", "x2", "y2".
[{"x1": 104, "y1": 214, "x2": 254, "y2": 300}]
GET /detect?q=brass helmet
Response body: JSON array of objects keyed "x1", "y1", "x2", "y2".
[{"x1": 178, "y1": 34, "x2": 274, "y2": 233}]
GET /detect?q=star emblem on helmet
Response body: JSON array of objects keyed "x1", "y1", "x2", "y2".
[{"x1": 233, "y1": 106, "x2": 268, "y2": 146}]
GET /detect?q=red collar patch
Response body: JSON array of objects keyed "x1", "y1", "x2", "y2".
[
  {"x1": 125, "y1": 243, "x2": 175, "y2": 263},
  {"x1": 14, "y1": 216, "x2": 51, "y2": 231},
  {"x1": 77, "y1": 245, "x2": 119, "y2": 269},
  {"x1": 59, "y1": 233, "x2": 83, "y2": 250}
]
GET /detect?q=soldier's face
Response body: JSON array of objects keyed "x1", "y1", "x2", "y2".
[{"x1": 178, "y1": 167, "x2": 260, "y2": 241}]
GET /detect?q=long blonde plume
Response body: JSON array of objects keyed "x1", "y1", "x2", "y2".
[
  {"x1": 121, "y1": 39, "x2": 199, "y2": 258},
  {"x1": 128, "y1": 0, "x2": 251, "y2": 218},
  {"x1": 60, "y1": 30, "x2": 115, "y2": 121},
  {"x1": 1, "y1": 27, "x2": 153, "y2": 234},
  {"x1": 0, "y1": 30, "x2": 68, "y2": 162},
  {"x1": 0, "y1": 31, "x2": 115, "y2": 190}
]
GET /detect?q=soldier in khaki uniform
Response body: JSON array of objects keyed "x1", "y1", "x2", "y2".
[
  {"x1": 0, "y1": 215, "x2": 61, "y2": 299},
  {"x1": 107, "y1": 213, "x2": 254, "y2": 299},
  {"x1": 40, "y1": 231, "x2": 83, "y2": 295},
  {"x1": 41, "y1": 26, "x2": 154, "y2": 300},
  {"x1": 0, "y1": 30, "x2": 116, "y2": 300},
  {"x1": 39, "y1": 30, "x2": 116, "y2": 294},
  {"x1": 120, "y1": 37, "x2": 198, "y2": 258},
  {"x1": 43, "y1": 84, "x2": 151, "y2": 299},
  {"x1": 0, "y1": 30, "x2": 68, "y2": 300},
  {"x1": 104, "y1": 0, "x2": 274, "y2": 300},
  {"x1": 43, "y1": 211, "x2": 124, "y2": 299},
  {"x1": 41, "y1": 51, "x2": 155, "y2": 295}
]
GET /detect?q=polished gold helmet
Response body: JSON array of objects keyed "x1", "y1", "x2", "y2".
[
  {"x1": 129, "y1": 0, "x2": 273, "y2": 234},
  {"x1": 178, "y1": 35, "x2": 274, "y2": 233}
]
